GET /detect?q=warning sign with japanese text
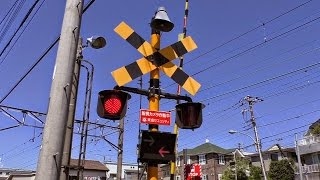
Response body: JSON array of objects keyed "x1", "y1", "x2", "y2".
[{"x1": 139, "y1": 109, "x2": 171, "y2": 126}]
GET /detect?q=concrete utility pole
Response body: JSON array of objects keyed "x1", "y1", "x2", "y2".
[
  {"x1": 295, "y1": 134, "x2": 304, "y2": 180},
  {"x1": 60, "y1": 38, "x2": 83, "y2": 180},
  {"x1": 244, "y1": 95, "x2": 267, "y2": 180},
  {"x1": 35, "y1": 0, "x2": 83, "y2": 179}
]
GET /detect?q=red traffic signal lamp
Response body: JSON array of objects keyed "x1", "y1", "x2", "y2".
[
  {"x1": 175, "y1": 102, "x2": 205, "y2": 129},
  {"x1": 97, "y1": 90, "x2": 131, "y2": 120}
]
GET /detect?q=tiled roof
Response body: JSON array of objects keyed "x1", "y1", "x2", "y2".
[
  {"x1": 70, "y1": 159, "x2": 108, "y2": 171},
  {"x1": 178, "y1": 142, "x2": 229, "y2": 155}
]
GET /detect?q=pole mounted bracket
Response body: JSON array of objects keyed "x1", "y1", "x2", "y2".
[{"x1": 114, "y1": 85, "x2": 192, "y2": 102}]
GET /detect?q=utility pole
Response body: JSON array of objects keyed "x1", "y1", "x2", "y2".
[
  {"x1": 35, "y1": 0, "x2": 83, "y2": 179},
  {"x1": 295, "y1": 134, "x2": 304, "y2": 180},
  {"x1": 60, "y1": 38, "x2": 83, "y2": 180},
  {"x1": 117, "y1": 118, "x2": 124, "y2": 179},
  {"x1": 244, "y1": 95, "x2": 267, "y2": 180}
]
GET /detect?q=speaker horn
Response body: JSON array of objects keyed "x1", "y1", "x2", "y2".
[{"x1": 150, "y1": 7, "x2": 174, "y2": 32}]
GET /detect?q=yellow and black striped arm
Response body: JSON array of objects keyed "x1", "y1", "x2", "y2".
[
  {"x1": 112, "y1": 21, "x2": 201, "y2": 95},
  {"x1": 114, "y1": 22, "x2": 154, "y2": 57}
]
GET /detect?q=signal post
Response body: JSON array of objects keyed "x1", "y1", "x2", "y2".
[
  {"x1": 98, "y1": 7, "x2": 204, "y2": 180},
  {"x1": 148, "y1": 27, "x2": 161, "y2": 179}
]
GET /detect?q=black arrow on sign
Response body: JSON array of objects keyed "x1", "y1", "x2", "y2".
[
  {"x1": 159, "y1": 146, "x2": 170, "y2": 157},
  {"x1": 143, "y1": 135, "x2": 154, "y2": 146}
]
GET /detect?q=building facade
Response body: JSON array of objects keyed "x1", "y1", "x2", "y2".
[
  {"x1": 296, "y1": 120, "x2": 320, "y2": 180},
  {"x1": 105, "y1": 162, "x2": 146, "y2": 180},
  {"x1": 68, "y1": 159, "x2": 109, "y2": 180},
  {"x1": 159, "y1": 141, "x2": 233, "y2": 180}
]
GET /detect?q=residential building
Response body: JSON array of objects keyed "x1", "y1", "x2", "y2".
[
  {"x1": 248, "y1": 144, "x2": 297, "y2": 172},
  {"x1": 0, "y1": 159, "x2": 108, "y2": 180},
  {"x1": 159, "y1": 140, "x2": 233, "y2": 180},
  {"x1": 0, "y1": 168, "x2": 35, "y2": 180},
  {"x1": 105, "y1": 162, "x2": 146, "y2": 180},
  {"x1": 68, "y1": 159, "x2": 109, "y2": 180},
  {"x1": 296, "y1": 119, "x2": 320, "y2": 180}
]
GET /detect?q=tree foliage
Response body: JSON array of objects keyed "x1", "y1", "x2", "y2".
[
  {"x1": 311, "y1": 123, "x2": 320, "y2": 135},
  {"x1": 222, "y1": 157, "x2": 262, "y2": 180},
  {"x1": 268, "y1": 159, "x2": 295, "y2": 180},
  {"x1": 248, "y1": 166, "x2": 261, "y2": 180}
]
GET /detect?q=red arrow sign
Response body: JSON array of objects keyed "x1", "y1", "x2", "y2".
[{"x1": 159, "y1": 146, "x2": 170, "y2": 157}]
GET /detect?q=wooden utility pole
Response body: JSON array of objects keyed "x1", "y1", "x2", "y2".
[{"x1": 35, "y1": 0, "x2": 83, "y2": 179}]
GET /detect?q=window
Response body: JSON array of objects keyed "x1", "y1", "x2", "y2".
[
  {"x1": 176, "y1": 175, "x2": 181, "y2": 180},
  {"x1": 271, "y1": 153, "x2": 278, "y2": 161},
  {"x1": 218, "y1": 174, "x2": 223, "y2": 180},
  {"x1": 187, "y1": 155, "x2": 191, "y2": 164},
  {"x1": 198, "y1": 154, "x2": 206, "y2": 165},
  {"x1": 312, "y1": 153, "x2": 320, "y2": 164},
  {"x1": 202, "y1": 174, "x2": 208, "y2": 180},
  {"x1": 218, "y1": 155, "x2": 225, "y2": 165},
  {"x1": 176, "y1": 156, "x2": 181, "y2": 166}
]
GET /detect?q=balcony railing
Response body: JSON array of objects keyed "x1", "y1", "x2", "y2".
[
  {"x1": 296, "y1": 164, "x2": 320, "y2": 174},
  {"x1": 297, "y1": 135, "x2": 320, "y2": 146},
  {"x1": 299, "y1": 164, "x2": 320, "y2": 173}
]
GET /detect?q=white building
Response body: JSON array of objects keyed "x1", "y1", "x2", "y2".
[{"x1": 105, "y1": 162, "x2": 145, "y2": 180}]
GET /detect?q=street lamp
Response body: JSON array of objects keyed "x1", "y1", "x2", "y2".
[
  {"x1": 229, "y1": 130, "x2": 267, "y2": 180},
  {"x1": 85, "y1": 36, "x2": 106, "y2": 49}
]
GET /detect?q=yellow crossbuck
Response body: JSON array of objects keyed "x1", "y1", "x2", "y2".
[{"x1": 111, "y1": 21, "x2": 201, "y2": 95}]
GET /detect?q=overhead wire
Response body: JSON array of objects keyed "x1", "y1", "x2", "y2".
[
  {"x1": 0, "y1": 0, "x2": 47, "y2": 64},
  {"x1": 192, "y1": 15, "x2": 320, "y2": 77},
  {"x1": 0, "y1": 0, "x2": 36, "y2": 62},
  {"x1": 0, "y1": 0, "x2": 25, "y2": 43},
  {"x1": 0, "y1": 0, "x2": 97, "y2": 104},
  {"x1": 0, "y1": 0, "x2": 19, "y2": 27},
  {"x1": 183, "y1": 0, "x2": 314, "y2": 66}
]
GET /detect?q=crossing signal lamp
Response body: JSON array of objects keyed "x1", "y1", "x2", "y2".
[
  {"x1": 175, "y1": 102, "x2": 205, "y2": 129},
  {"x1": 97, "y1": 90, "x2": 131, "y2": 120}
]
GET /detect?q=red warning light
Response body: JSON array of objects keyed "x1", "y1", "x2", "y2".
[
  {"x1": 104, "y1": 95, "x2": 122, "y2": 114},
  {"x1": 97, "y1": 90, "x2": 131, "y2": 120}
]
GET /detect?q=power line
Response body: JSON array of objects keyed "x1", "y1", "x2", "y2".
[
  {"x1": 183, "y1": 0, "x2": 314, "y2": 65},
  {"x1": 0, "y1": 0, "x2": 97, "y2": 104},
  {"x1": 0, "y1": 0, "x2": 36, "y2": 62}
]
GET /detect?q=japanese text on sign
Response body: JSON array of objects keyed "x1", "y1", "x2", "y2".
[{"x1": 140, "y1": 109, "x2": 171, "y2": 126}]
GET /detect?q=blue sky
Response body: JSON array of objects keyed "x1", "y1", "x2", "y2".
[{"x1": 0, "y1": 0, "x2": 320, "y2": 170}]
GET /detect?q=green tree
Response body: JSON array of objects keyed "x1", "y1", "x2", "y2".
[
  {"x1": 222, "y1": 158, "x2": 249, "y2": 180},
  {"x1": 248, "y1": 166, "x2": 262, "y2": 180},
  {"x1": 311, "y1": 123, "x2": 320, "y2": 135},
  {"x1": 268, "y1": 159, "x2": 294, "y2": 180}
]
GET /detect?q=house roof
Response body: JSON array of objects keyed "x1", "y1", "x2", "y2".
[
  {"x1": 178, "y1": 142, "x2": 229, "y2": 156},
  {"x1": 70, "y1": 159, "x2": 108, "y2": 171}
]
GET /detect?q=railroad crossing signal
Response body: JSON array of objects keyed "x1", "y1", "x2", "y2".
[
  {"x1": 96, "y1": 90, "x2": 131, "y2": 120},
  {"x1": 111, "y1": 22, "x2": 201, "y2": 95},
  {"x1": 139, "y1": 130, "x2": 176, "y2": 164}
]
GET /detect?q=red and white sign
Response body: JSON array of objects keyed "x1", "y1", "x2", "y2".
[
  {"x1": 185, "y1": 163, "x2": 202, "y2": 180},
  {"x1": 140, "y1": 109, "x2": 171, "y2": 126}
]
